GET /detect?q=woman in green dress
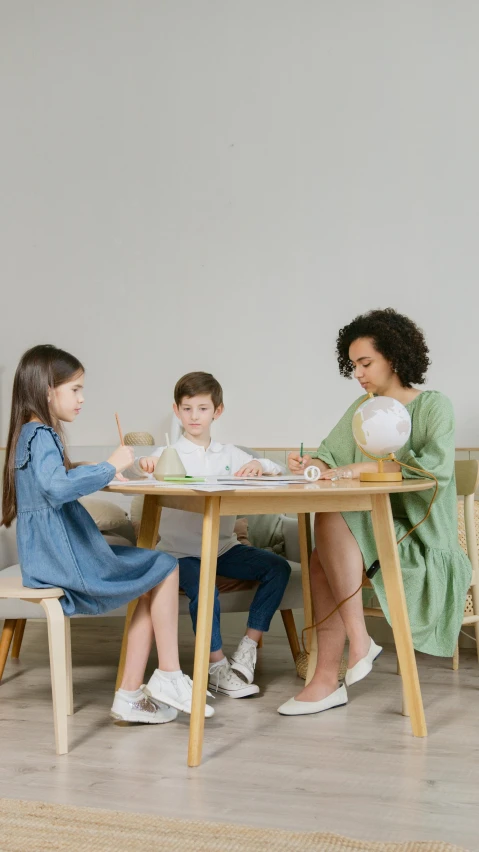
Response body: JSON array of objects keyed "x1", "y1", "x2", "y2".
[{"x1": 278, "y1": 308, "x2": 471, "y2": 717}]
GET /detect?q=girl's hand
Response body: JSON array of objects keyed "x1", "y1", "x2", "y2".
[
  {"x1": 320, "y1": 465, "x2": 356, "y2": 481},
  {"x1": 139, "y1": 456, "x2": 156, "y2": 474},
  {"x1": 235, "y1": 460, "x2": 263, "y2": 477},
  {"x1": 107, "y1": 445, "x2": 135, "y2": 474},
  {"x1": 288, "y1": 451, "x2": 313, "y2": 473}
]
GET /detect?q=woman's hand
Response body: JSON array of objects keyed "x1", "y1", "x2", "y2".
[
  {"x1": 321, "y1": 461, "x2": 401, "y2": 481},
  {"x1": 320, "y1": 464, "x2": 357, "y2": 481},
  {"x1": 139, "y1": 456, "x2": 156, "y2": 474},
  {"x1": 235, "y1": 460, "x2": 263, "y2": 477},
  {"x1": 107, "y1": 445, "x2": 135, "y2": 474},
  {"x1": 288, "y1": 451, "x2": 313, "y2": 473}
]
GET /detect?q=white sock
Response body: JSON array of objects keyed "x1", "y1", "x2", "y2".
[
  {"x1": 241, "y1": 636, "x2": 258, "y2": 647},
  {"x1": 156, "y1": 669, "x2": 182, "y2": 680},
  {"x1": 209, "y1": 657, "x2": 228, "y2": 671},
  {"x1": 117, "y1": 687, "x2": 143, "y2": 699}
]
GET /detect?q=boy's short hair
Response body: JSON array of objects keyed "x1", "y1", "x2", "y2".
[{"x1": 174, "y1": 372, "x2": 224, "y2": 409}]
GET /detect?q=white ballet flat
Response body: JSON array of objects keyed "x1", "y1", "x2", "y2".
[
  {"x1": 345, "y1": 638, "x2": 383, "y2": 687},
  {"x1": 277, "y1": 684, "x2": 348, "y2": 716}
]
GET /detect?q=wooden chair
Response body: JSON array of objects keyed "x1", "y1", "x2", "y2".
[
  {"x1": 0, "y1": 577, "x2": 72, "y2": 755},
  {"x1": 363, "y1": 459, "x2": 479, "y2": 670},
  {"x1": 452, "y1": 459, "x2": 479, "y2": 668}
]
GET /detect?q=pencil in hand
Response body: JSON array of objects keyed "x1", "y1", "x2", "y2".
[{"x1": 115, "y1": 412, "x2": 125, "y2": 446}]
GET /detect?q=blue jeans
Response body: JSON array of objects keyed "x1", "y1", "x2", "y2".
[{"x1": 179, "y1": 544, "x2": 291, "y2": 652}]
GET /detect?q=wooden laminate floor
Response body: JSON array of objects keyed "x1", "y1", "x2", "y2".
[{"x1": 0, "y1": 615, "x2": 478, "y2": 851}]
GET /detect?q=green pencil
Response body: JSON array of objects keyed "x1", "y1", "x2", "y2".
[{"x1": 300, "y1": 443, "x2": 304, "y2": 466}]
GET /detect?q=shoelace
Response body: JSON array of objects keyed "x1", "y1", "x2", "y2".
[
  {"x1": 233, "y1": 642, "x2": 256, "y2": 669},
  {"x1": 208, "y1": 663, "x2": 237, "y2": 694}
]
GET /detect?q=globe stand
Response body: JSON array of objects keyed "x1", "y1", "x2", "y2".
[{"x1": 359, "y1": 453, "x2": 403, "y2": 483}]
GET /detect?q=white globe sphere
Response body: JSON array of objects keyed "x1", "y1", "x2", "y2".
[{"x1": 352, "y1": 396, "x2": 411, "y2": 457}]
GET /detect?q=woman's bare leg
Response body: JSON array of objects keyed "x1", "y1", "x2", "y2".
[
  {"x1": 295, "y1": 548, "x2": 347, "y2": 702},
  {"x1": 315, "y1": 513, "x2": 370, "y2": 667}
]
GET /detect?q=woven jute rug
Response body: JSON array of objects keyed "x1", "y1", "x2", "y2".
[{"x1": 0, "y1": 798, "x2": 468, "y2": 852}]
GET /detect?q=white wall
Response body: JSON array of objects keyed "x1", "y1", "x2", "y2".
[{"x1": 1, "y1": 1, "x2": 478, "y2": 448}]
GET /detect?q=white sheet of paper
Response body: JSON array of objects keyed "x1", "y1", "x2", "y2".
[
  {"x1": 108, "y1": 478, "x2": 155, "y2": 486},
  {"x1": 108, "y1": 479, "x2": 238, "y2": 492},
  {"x1": 216, "y1": 475, "x2": 304, "y2": 485}
]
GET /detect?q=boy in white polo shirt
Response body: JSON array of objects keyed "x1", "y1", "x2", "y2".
[{"x1": 137, "y1": 372, "x2": 291, "y2": 699}]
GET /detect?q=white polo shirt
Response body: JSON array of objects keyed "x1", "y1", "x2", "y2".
[{"x1": 141, "y1": 436, "x2": 282, "y2": 559}]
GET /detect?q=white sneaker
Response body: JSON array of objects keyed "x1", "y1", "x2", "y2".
[
  {"x1": 209, "y1": 659, "x2": 260, "y2": 698},
  {"x1": 230, "y1": 637, "x2": 257, "y2": 684},
  {"x1": 144, "y1": 670, "x2": 215, "y2": 718},
  {"x1": 110, "y1": 690, "x2": 178, "y2": 724}
]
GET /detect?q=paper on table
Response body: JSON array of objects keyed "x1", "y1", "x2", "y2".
[
  {"x1": 191, "y1": 484, "x2": 238, "y2": 491},
  {"x1": 213, "y1": 479, "x2": 291, "y2": 487},
  {"x1": 107, "y1": 478, "x2": 238, "y2": 492},
  {"x1": 108, "y1": 478, "x2": 156, "y2": 486},
  {"x1": 216, "y1": 475, "x2": 305, "y2": 485}
]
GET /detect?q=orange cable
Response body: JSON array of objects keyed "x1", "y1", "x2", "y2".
[{"x1": 300, "y1": 460, "x2": 439, "y2": 655}]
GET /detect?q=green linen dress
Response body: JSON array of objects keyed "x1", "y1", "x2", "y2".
[{"x1": 314, "y1": 390, "x2": 471, "y2": 657}]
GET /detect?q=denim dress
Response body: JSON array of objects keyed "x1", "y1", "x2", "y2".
[{"x1": 14, "y1": 423, "x2": 177, "y2": 616}]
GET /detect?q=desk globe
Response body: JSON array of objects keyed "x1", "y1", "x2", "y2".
[{"x1": 352, "y1": 395, "x2": 411, "y2": 482}]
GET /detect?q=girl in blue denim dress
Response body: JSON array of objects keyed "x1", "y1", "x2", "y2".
[{"x1": 1, "y1": 345, "x2": 214, "y2": 724}]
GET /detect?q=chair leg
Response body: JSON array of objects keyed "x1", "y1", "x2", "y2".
[
  {"x1": 452, "y1": 641, "x2": 459, "y2": 671},
  {"x1": 65, "y1": 617, "x2": 73, "y2": 716},
  {"x1": 40, "y1": 599, "x2": 69, "y2": 755},
  {"x1": 0, "y1": 620, "x2": 17, "y2": 681},
  {"x1": 280, "y1": 609, "x2": 301, "y2": 662},
  {"x1": 11, "y1": 619, "x2": 27, "y2": 660}
]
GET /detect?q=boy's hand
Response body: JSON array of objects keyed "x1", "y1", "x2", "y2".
[
  {"x1": 107, "y1": 445, "x2": 135, "y2": 474},
  {"x1": 235, "y1": 460, "x2": 263, "y2": 477},
  {"x1": 139, "y1": 456, "x2": 156, "y2": 474},
  {"x1": 288, "y1": 451, "x2": 313, "y2": 473}
]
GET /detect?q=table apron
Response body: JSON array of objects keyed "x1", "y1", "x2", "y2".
[{"x1": 152, "y1": 493, "x2": 373, "y2": 515}]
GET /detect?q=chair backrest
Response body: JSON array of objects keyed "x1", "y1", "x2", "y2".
[
  {"x1": 455, "y1": 460, "x2": 479, "y2": 498},
  {"x1": 455, "y1": 460, "x2": 479, "y2": 575}
]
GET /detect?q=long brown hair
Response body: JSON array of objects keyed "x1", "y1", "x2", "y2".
[{"x1": 1, "y1": 345, "x2": 84, "y2": 527}]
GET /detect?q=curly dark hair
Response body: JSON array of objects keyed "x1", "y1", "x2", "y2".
[{"x1": 336, "y1": 308, "x2": 431, "y2": 387}]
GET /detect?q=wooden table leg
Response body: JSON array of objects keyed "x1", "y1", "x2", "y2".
[
  {"x1": 115, "y1": 496, "x2": 162, "y2": 690},
  {"x1": 298, "y1": 513, "x2": 316, "y2": 685},
  {"x1": 188, "y1": 496, "x2": 220, "y2": 767},
  {"x1": 396, "y1": 659, "x2": 410, "y2": 717},
  {"x1": 371, "y1": 493, "x2": 427, "y2": 737}
]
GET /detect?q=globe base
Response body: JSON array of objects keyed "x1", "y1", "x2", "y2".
[{"x1": 360, "y1": 471, "x2": 403, "y2": 482}]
